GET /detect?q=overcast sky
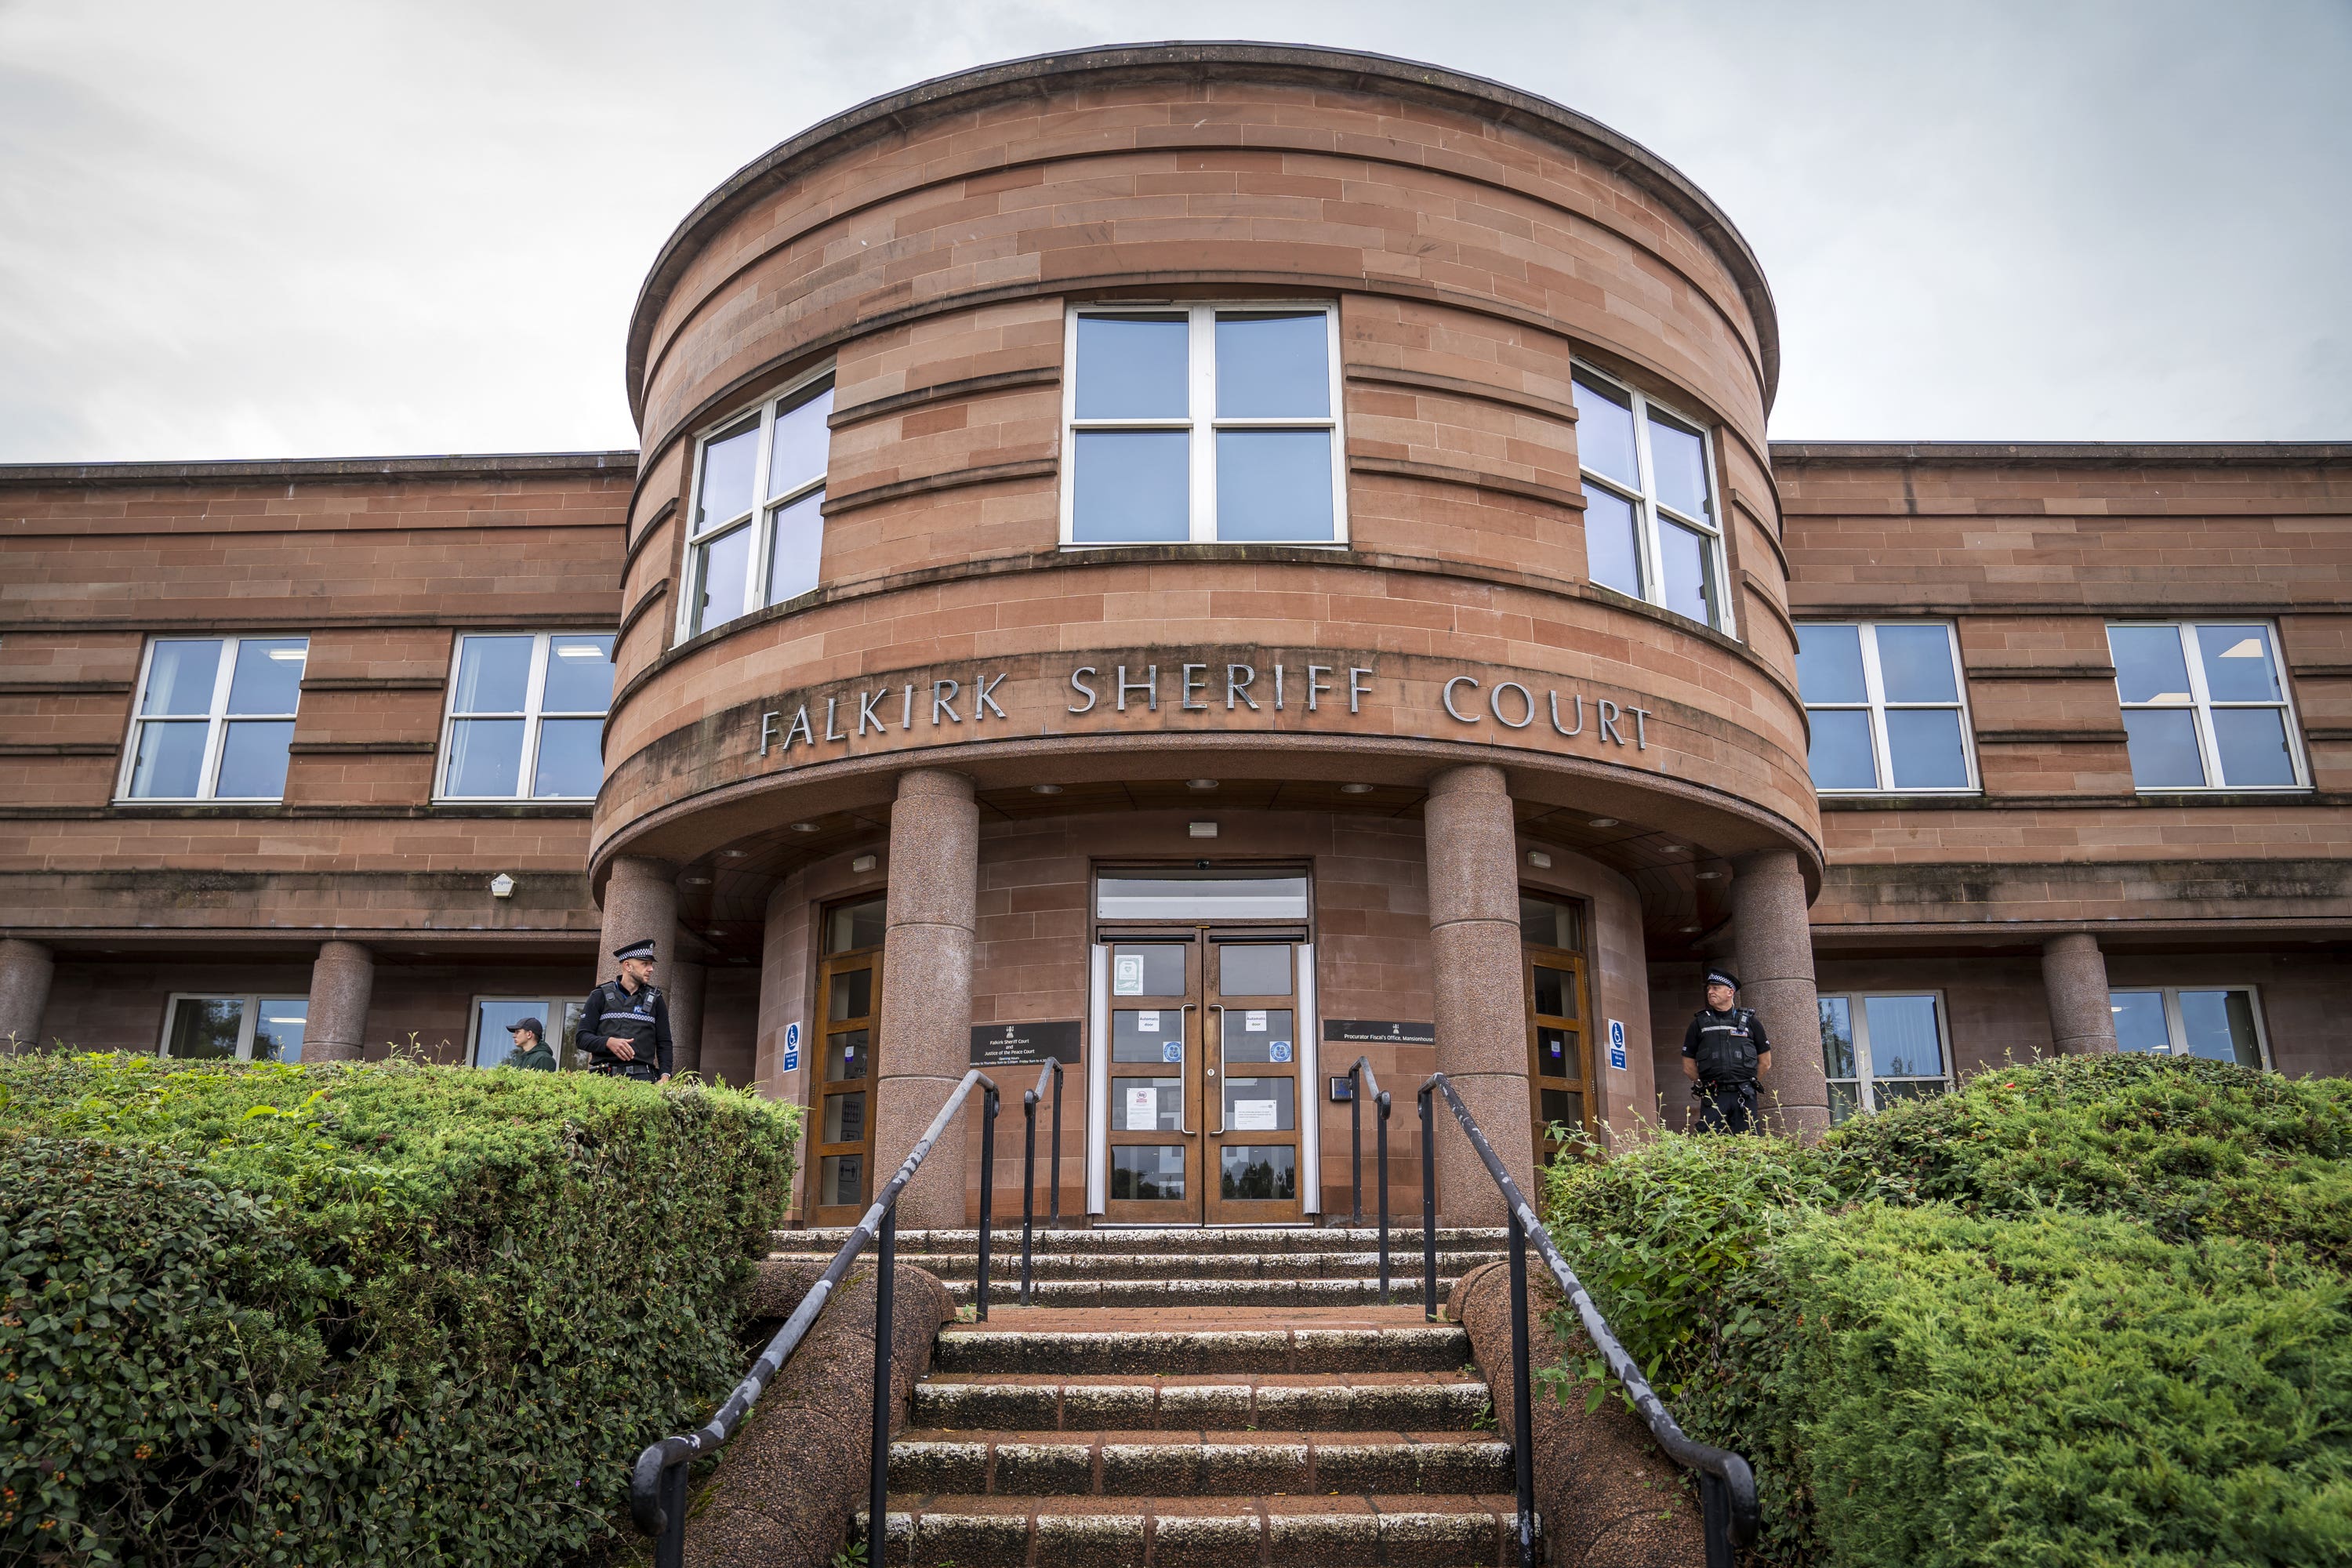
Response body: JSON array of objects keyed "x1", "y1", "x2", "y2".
[{"x1": 1, "y1": 0, "x2": 2346, "y2": 463}]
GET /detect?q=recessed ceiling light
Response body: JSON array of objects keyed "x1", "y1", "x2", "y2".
[
  {"x1": 1680, "y1": 925, "x2": 1702, "y2": 933},
  {"x1": 1588, "y1": 818, "x2": 1618, "y2": 828},
  {"x1": 1030, "y1": 784, "x2": 1063, "y2": 795},
  {"x1": 789, "y1": 821, "x2": 819, "y2": 833},
  {"x1": 1188, "y1": 821, "x2": 1218, "y2": 838},
  {"x1": 1695, "y1": 871, "x2": 1722, "y2": 880},
  {"x1": 720, "y1": 848, "x2": 747, "y2": 858},
  {"x1": 1658, "y1": 845, "x2": 1685, "y2": 854},
  {"x1": 1186, "y1": 779, "x2": 1219, "y2": 790},
  {"x1": 1339, "y1": 782, "x2": 1375, "y2": 794},
  {"x1": 684, "y1": 876, "x2": 712, "y2": 886}
]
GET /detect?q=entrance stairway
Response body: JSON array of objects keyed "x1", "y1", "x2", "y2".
[{"x1": 776, "y1": 1225, "x2": 1523, "y2": 1567}]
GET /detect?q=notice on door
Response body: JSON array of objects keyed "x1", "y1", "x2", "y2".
[
  {"x1": 1125, "y1": 1085, "x2": 1160, "y2": 1131},
  {"x1": 1231, "y1": 1099, "x2": 1278, "y2": 1131},
  {"x1": 1114, "y1": 954, "x2": 1145, "y2": 995}
]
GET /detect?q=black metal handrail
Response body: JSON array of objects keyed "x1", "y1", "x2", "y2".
[
  {"x1": 1345, "y1": 1055, "x2": 1391, "y2": 1304},
  {"x1": 1018, "y1": 1057, "x2": 1065, "y2": 1305},
  {"x1": 1417, "y1": 1072, "x2": 1759, "y2": 1568},
  {"x1": 630, "y1": 1068, "x2": 1000, "y2": 1568}
]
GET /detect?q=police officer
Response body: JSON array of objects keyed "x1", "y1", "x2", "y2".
[
  {"x1": 1680, "y1": 968, "x2": 1772, "y2": 1134},
  {"x1": 578, "y1": 938, "x2": 673, "y2": 1083},
  {"x1": 501, "y1": 1017, "x2": 557, "y2": 1072}
]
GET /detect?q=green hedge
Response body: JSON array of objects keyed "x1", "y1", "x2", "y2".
[
  {"x1": 0, "y1": 1053, "x2": 800, "y2": 1566},
  {"x1": 1544, "y1": 1055, "x2": 2352, "y2": 1566}
]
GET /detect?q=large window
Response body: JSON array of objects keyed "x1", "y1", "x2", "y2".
[
  {"x1": 2111, "y1": 986, "x2": 2268, "y2": 1067},
  {"x1": 1570, "y1": 365, "x2": 1732, "y2": 633},
  {"x1": 1796, "y1": 622, "x2": 1976, "y2": 793},
  {"x1": 160, "y1": 994, "x2": 308, "y2": 1062},
  {"x1": 123, "y1": 636, "x2": 307, "y2": 800},
  {"x1": 1062, "y1": 304, "x2": 1345, "y2": 546},
  {"x1": 439, "y1": 633, "x2": 616, "y2": 800},
  {"x1": 468, "y1": 996, "x2": 585, "y2": 1069},
  {"x1": 2108, "y1": 622, "x2": 2304, "y2": 790},
  {"x1": 1820, "y1": 993, "x2": 1951, "y2": 1123},
  {"x1": 682, "y1": 372, "x2": 835, "y2": 639}
]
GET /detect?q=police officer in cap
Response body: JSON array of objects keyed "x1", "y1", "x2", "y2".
[
  {"x1": 578, "y1": 939, "x2": 673, "y2": 1083},
  {"x1": 1680, "y1": 968, "x2": 1771, "y2": 1134}
]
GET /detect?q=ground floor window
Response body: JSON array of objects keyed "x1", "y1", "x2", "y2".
[
  {"x1": 161, "y1": 994, "x2": 308, "y2": 1062},
  {"x1": 2111, "y1": 986, "x2": 2268, "y2": 1067},
  {"x1": 467, "y1": 996, "x2": 584, "y2": 1069},
  {"x1": 1820, "y1": 993, "x2": 1951, "y2": 1123}
]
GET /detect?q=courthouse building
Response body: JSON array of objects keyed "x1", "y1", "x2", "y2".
[{"x1": 2, "y1": 44, "x2": 2345, "y2": 1226}]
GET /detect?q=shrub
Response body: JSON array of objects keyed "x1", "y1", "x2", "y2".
[{"x1": 0, "y1": 1052, "x2": 800, "y2": 1566}]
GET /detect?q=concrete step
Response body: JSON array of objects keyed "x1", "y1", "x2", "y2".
[
  {"x1": 780, "y1": 1225, "x2": 1508, "y2": 1258},
  {"x1": 866, "y1": 1493, "x2": 1524, "y2": 1567},
  {"x1": 942, "y1": 1276, "x2": 1461, "y2": 1308},
  {"x1": 890, "y1": 1428, "x2": 1514, "y2": 1497},
  {"x1": 775, "y1": 1249, "x2": 1503, "y2": 1283},
  {"x1": 932, "y1": 1325, "x2": 1474, "y2": 1377},
  {"x1": 913, "y1": 1372, "x2": 1492, "y2": 1432}
]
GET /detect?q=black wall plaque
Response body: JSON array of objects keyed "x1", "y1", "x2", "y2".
[
  {"x1": 969, "y1": 1020, "x2": 1083, "y2": 1068},
  {"x1": 1322, "y1": 1018, "x2": 1436, "y2": 1046}
]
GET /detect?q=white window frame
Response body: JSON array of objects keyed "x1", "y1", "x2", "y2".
[
  {"x1": 1571, "y1": 362, "x2": 1737, "y2": 637},
  {"x1": 435, "y1": 631, "x2": 615, "y2": 801},
  {"x1": 1819, "y1": 990, "x2": 1954, "y2": 1120},
  {"x1": 465, "y1": 996, "x2": 585, "y2": 1069},
  {"x1": 2107, "y1": 621, "x2": 2309, "y2": 793},
  {"x1": 1059, "y1": 302, "x2": 1349, "y2": 548},
  {"x1": 118, "y1": 634, "x2": 309, "y2": 802},
  {"x1": 1799, "y1": 621, "x2": 1979, "y2": 795},
  {"x1": 677, "y1": 365, "x2": 836, "y2": 641},
  {"x1": 2108, "y1": 985, "x2": 2272, "y2": 1068},
  {"x1": 158, "y1": 993, "x2": 309, "y2": 1062}
]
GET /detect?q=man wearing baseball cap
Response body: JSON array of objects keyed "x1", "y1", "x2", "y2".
[
  {"x1": 1679, "y1": 968, "x2": 1771, "y2": 1134},
  {"x1": 501, "y1": 1017, "x2": 557, "y2": 1072}
]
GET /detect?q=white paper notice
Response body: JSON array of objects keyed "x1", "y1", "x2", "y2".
[
  {"x1": 1232, "y1": 1099, "x2": 1278, "y2": 1131},
  {"x1": 1244, "y1": 1009, "x2": 1268, "y2": 1032},
  {"x1": 1114, "y1": 956, "x2": 1144, "y2": 996},
  {"x1": 1124, "y1": 1086, "x2": 1160, "y2": 1131},
  {"x1": 1138, "y1": 1010, "x2": 1161, "y2": 1032}
]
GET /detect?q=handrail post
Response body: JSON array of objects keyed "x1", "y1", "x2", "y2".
[
  {"x1": 1021, "y1": 1084, "x2": 1040, "y2": 1306},
  {"x1": 1350, "y1": 1060, "x2": 1364, "y2": 1226},
  {"x1": 1701, "y1": 1472, "x2": 1732, "y2": 1568},
  {"x1": 869, "y1": 1203, "x2": 897, "y2": 1559},
  {"x1": 1048, "y1": 1060, "x2": 1063, "y2": 1225},
  {"x1": 655, "y1": 1459, "x2": 687, "y2": 1568},
  {"x1": 976, "y1": 1088, "x2": 998, "y2": 1322},
  {"x1": 1508, "y1": 1213, "x2": 1537, "y2": 1568},
  {"x1": 1419, "y1": 1085, "x2": 1437, "y2": 1321},
  {"x1": 1375, "y1": 1091, "x2": 1392, "y2": 1305}
]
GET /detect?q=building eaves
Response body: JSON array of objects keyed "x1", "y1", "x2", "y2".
[
  {"x1": 0, "y1": 452, "x2": 641, "y2": 488},
  {"x1": 1770, "y1": 441, "x2": 2352, "y2": 468}
]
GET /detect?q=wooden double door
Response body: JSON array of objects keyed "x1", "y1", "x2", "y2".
[{"x1": 1103, "y1": 932, "x2": 1308, "y2": 1225}]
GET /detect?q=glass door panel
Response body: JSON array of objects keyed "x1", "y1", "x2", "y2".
[
  {"x1": 809, "y1": 949, "x2": 880, "y2": 1225},
  {"x1": 1206, "y1": 941, "x2": 1305, "y2": 1223},
  {"x1": 1104, "y1": 942, "x2": 1200, "y2": 1222}
]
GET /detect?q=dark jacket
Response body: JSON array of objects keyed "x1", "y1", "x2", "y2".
[
  {"x1": 578, "y1": 978, "x2": 673, "y2": 1077},
  {"x1": 503, "y1": 1040, "x2": 557, "y2": 1072},
  {"x1": 1681, "y1": 1006, "x2": 1770, "y2": 1086}
]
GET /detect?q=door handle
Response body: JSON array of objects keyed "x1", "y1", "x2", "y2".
[
  {"x1": 1175, "y1": 1004, "x2": 1200, "y2": 1136},
  {"x1": 1209, "y1": 1004, "x2": 1227, "y2": 1134}
]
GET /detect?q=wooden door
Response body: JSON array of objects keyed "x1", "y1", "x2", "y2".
[
  {"x1": 1526, "y1": 947, "x2": 1592, "y2": 1162},
  {"x1": 1103, "y1": 938, "x2": 1201, "y2": 1222},
  {"x1": 1203, "y1": 937, "x2": 1307, "y2": 1224},
  {"x1": 808, "y1": 948, "x2": 880, "y2": 1225}
]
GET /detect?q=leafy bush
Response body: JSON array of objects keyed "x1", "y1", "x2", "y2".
[{"x1": 0, "y1": 1053, "x2": 800, "y2": 1566}]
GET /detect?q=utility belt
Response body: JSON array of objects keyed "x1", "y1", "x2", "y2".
[
  {"x1": 1695, "y1": 1077, "x2": 1758, "y2": 1098},
  {"x1": 593, "y1": 1059, "x2": 661, "y2": 1081}
]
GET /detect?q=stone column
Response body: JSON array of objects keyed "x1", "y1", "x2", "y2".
[
  {"x1": 1731, "y1": 850, "x2": 1830, "y2": 1138},
  {"x1": 1424, "y1": 764, "x2": 1533, "y2": 1226},
  {"x1": 666, "y1": 958, "x2": 708, "y2": 1078},
  {"x1": 306, "y1": 939, "x2": 376, "y2": 1062},
  {"x1": 2042, "y1": 932, "x2": 2117, "y2": 1055},
  {"x1": 0, "y1": 938, "x2": 55, "y2": 1052},
  {"x1": 871, "y1": 769, "x2": 979, "y2": 1230},
  {"x1": 598, "y1": 855, "x2": 680, "y2": 982}
]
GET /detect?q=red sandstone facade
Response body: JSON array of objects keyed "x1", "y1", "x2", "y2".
[{"x1": 2, "y1": 45, "x2": 2344, "y2": 1226}]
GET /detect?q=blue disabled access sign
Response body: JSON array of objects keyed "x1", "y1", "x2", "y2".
[
  {"x1": 1607, "y1": 1018, "x2": 1628, "y2": 1071},
  {"x1": 780, "y1": 1021, "x2": 800, "y2": 1073}
]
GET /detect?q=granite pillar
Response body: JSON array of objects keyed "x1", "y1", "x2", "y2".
[
  {"x1": 871, "y1": 769, "x2": 979, "y2": 1229},
  {"x1": 0, "y1": 938, "x2": 54, "y2": 1052},
  {"x1": 1731, "y1": 850, "x2": 1829, "y2": 1138},
  {"x1": 599, "y1": 855, "x2": 680, "y2": 983},
  {"x1": 2042, "y1": 931, "x2": 2118, "y2": 1055},
  {"x1": 1423, "y1": 763, "x2": 1533, "y2": 1225},
  {"x1": 305, "y1": 939, "x2": 376, "y2": 1063},
  {"x1": 666, "y1": 958, "x2": 708, "y2": 1078}
]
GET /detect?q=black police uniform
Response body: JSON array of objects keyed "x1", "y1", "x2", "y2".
[
  {"x1": 579, "y1": 964, "x2": 673, "y2": 1081},
  {"x1": 1682, "y1": 978, "x2": 1771, "y2": 1134}
]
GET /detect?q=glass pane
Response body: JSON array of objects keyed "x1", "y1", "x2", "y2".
[
  {"x1": 226, "y1": 639, "x2": 307, "y2": 714},
  {"x1": 1221, "y1": 1010, "x2": 1294, "y2": 1064},
  {"x1": 766, "y1": 491, "x2": 826, "y2": 605},
  {"x1": 2212, "y1": 708, "x2": 2296, "y2": 787},
  {"x1": 1073, "y1": 431, "x2": 1190, "y2": 543},
  {"x1": 1540, "y1": 1087, "x2": 1583, "y2": 1131},
  {"x1": 1215, "y1": 312, "x2": 1330, "y2": 418},
  {"x1": 1818, "y1": 997, "x2": 1857, "y2": 1080},
  {"x1": 2194, "y1": 624, "x2": 2281, "y2": 702},
  {"x1": 474, "y1": 999, "x2": 549, "y2": 1069},
  {"x1": 2177, "y1": 990, "x2": 2262, "y2": 1067},
  {"x1": 1808, "y1": 709, "x2": 1878, "y2": 790},
  {"x1": 1098, "y1": 870, "x2": 1309, "y2": 920},
  {"x1": 215, "y1": 720, "x2": 294, "y2": 798},
  {"x1": 1115, "y1": 1076, "x2": 1183, "y2": 1131},
  {"x1": 129, "y1": 721, "x2": 209, "y2": 798},
  {"x1": 1114, "y1": 1008, "x2": 1186, "y2": 1065},
  {"x1": 1222, "y1": 1076, "x2": 1296, "y2": 1131},
  {"x1": 1219, "y1": 1146, "x2": 1297, "y2": 1201},
  {"x1": 444, "y1": 717, "x2": 525, "y2": 797},
  {"x1": 829, "y1": 969, "x2": 873, "y2": 1022},
  {"x1": 1531, "y1": 966, "x2": 1576, "y2": 1020},
  {"x1": 823, "y1": 1091, "x2": 867, "y2": 1145},
  {"x1": 1875, "y1": 626, "x2": 1959, "y2": 703},
  {"x1": 530, "y1": 719, "x2": 604, "y2": 799},
  {"x1": 1863, "y1": 996, "x2": 1944, "y2": 1080},
  {"x1": 818, "y1": 1153, "x2": 864, "y2": 1207},
  {"x1": 1519, "y1": 896, "x2": 1580, "y2": 951},
  {"x1": 1828, "y1": 1080, "x2": 1862, "y2": 1125},
  {"x1": 1583, "y1": 486, "x2": 1642, "y2": 597},
  {"x1": 1873, "y1": 1080, "x2": 1947, "y2": 1108},
  {"x1": 768, "y1": 383, "x2": 835, "y2": 497},
  {"x1": 2123, "y1": 710, "x2": 2206, "y2": 788},
  {"x1": 540, "y1": 635, "x2": 616, "y2": 713},
  {"x1": 2110, "y1": 625, "x2": 2194, "y2": 706},
  {"x1": 1647, "y1": 415, "x2": 1711, "y2": 522},
  {"x1": 695, "y1": 417, "x2": 760, "y2": 527},
  {"x1": 1111, "y1": 1145, "x2": 1186, "y2": 1201},
  {"x1": 826, "y1": 898, "x2": 887, "y2": 954},
  {"x1": 1217, "y1": 945, "x2": 1290, "y2": 997},
  {"x1": 1215, "y1": 430, "x2": 1334, "y2": 543},
  {"x1": 1076, "y1": 314, "x2": 1189, "y2": 419},
  {"x1": 1535, "y1": 1025, "x2": 1572, "y2": 1080},
  {"x1": 141, "y1": 640, "x2": 222, "y2": 715},
  {"x1": 452, "y1": 635, "x2": 533, "y2": 714},
  {"x1": 253, "y1": 1000, "x2": 307, "y2": 1064},
  {"x1": 691, "y1": 524, "x2": 753, "y2": 635},
  {"x1": 824, "y1": 1029, "x2": 869, "y2": 1083},
  {"x1": 1658, "y1": 517, "x2": 1713, "y2": 625},
  {"x1": 1795, "y1": 625, "x2": 1868, "y2": 705},
  {"x1": 2110, "y1": 992, "x2": 2171, "y2": 1054},
  {"x1": 166, "y1": 998, "x2": 244, "y2": 1061},
  {"x1": 1570, "y1": 374, "x2": 1639, "y2": 488},
  {"x1": 1109, "y1": 945, "x2": 1187, "y2": 998},
  {"x1": 1886, "y1": 710, "x2": 1970, "y2": 789}
]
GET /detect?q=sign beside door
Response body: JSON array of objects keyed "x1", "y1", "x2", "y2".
[
  {"x1": 1323, "y1": 1018, "x2": 1436, "y2": 1045},
  {"x1": 970, "y1": 1020, "x2": 1082, "y2": 1069}
]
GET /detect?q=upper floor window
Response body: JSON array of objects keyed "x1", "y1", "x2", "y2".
[
  {"x1": 1796, "y1": 622, "x2": 1976, "y2": 793},
  {"x1": 683, "y1": 372, "x2": 835, "y2": 639},
  {"x1": 1820, "y1": 992, "x2": 1951, "y2": 1123},
  {"x1": 1062, "y1": 304, "x2": 1345, "y2": 547},
  {"x1": 122, "y1": 635, "x2": 307, "y2": 800},
  {"x1": 2108, "y1": 622, "x2": 2304, "y2": 791},
  {"x1": 2111, "y1": 985, "x2": 2267, "y2": 1067},
  {"x1": 440, "y1": 632, "x2": 615, "y2": 800},
  {"x1": 1570, "y1": 366, "x2": 1731, "y2": 633}
]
